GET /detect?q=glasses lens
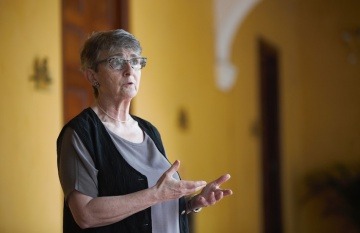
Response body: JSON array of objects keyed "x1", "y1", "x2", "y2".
[
  {"x1": 129, "y1": 58, "x2": 145, "y2": 70},
  {"x1": 108, "y1": 57, "x2": 124, "y2": 70}
]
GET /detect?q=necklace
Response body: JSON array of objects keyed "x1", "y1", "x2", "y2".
[{"x1": 97, "y1": 104, "x2": 131, "y2": 123}]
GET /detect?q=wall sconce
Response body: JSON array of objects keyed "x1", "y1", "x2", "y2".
[
  {"x1": 30, "y1": 57, "x2": 52, "y2": 89},
  {"x1": 178, "y1": 107, "x2": 189, "y2": 130},
  {"x1": 341, "y1": 28, "x2": 360, "y2": 64}
]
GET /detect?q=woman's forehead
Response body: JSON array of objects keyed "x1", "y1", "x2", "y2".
[{"x1": 100, "y1": 48, "x2": 140, "y2": 58}]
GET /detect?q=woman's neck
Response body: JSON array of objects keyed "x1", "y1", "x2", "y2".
[{"x1": 96, "y1": 98, "x2": 131, "y2": 123}]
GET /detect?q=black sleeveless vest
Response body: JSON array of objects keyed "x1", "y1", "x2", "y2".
[{"x1": 57, "y1": 108, "x2": 189, "y2": 233}]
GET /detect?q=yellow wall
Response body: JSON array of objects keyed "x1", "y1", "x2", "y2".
[
  {"x1": 295, "y1": 1, "x2": 360, "y2": 233},
  {"x1": 131, "y1": 0, "x2": 360, "y2": 233},
  {"x1": 0, "y1": 0, "x2": 62, "y2": 232}
]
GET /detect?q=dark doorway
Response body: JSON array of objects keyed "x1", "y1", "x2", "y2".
[
  {"x1": 258, "y1": 38, "x2": 283, "y2": 233},
  {"x1": 62, "y1": 0, "x2": 128, "y2": 123}
]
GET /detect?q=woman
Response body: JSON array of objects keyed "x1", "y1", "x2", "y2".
[{"x1": 57, "y1": 29, "x2": 232, "y2": 233}]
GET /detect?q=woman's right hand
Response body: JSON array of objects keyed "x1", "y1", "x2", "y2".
[{"x1": 154, "y1": 160, "x2": 206, "y2": 201}]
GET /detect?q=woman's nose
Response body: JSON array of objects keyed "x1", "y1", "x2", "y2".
[{"x1": 122, "y1": 61, "x2": 134, "y2": 75}]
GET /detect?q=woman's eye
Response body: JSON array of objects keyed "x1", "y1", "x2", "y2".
[
  {"x1": 130, "y1": 58, "x2": 140, "y2": 65},
  {"x1": 109, "y1": 58, "x2": 123, "y2": 69}
]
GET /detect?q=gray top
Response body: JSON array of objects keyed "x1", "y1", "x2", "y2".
[{"x1": 58, "y1": 126, "x2": 180, "y2": 233}]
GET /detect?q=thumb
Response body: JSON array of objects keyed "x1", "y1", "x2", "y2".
[{"x1": 165, "y1": 160, "x2": 180, "y2": 176}]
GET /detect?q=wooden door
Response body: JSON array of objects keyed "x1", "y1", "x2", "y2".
[
  {"x1": 62, "y1": 0, "x2": 128, "y2": 123},
  {"x1": 258, "y1": 38, "x2": 283, "y2": 233}
]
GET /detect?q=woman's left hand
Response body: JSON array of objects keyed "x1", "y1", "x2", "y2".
[{"x1": 188, "y1": 174, "x2": 233, "y2": 212}]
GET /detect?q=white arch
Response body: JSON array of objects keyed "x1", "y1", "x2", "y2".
[{"x1": 213, "y1": 0, "x2": 262, "y2": 91}]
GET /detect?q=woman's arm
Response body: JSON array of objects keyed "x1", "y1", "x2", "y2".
[
  {"x1": 68, "y1": 187, "x2": 157, "y2": 229},
  {"x1": 68, "y1": 160, "x2": 206, "y2": 229}
]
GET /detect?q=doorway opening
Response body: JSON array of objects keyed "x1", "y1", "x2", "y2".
[
  {"x1": 258, "y1": 38, "x2": 283, "y2": 233},
  {"x1": 62, "y1": 0, "x2": 128, "y2": 123}
]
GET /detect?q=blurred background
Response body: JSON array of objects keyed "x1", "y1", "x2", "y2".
[{"x1": 0, "y1": 0, "x2": 359, "y2": 232}]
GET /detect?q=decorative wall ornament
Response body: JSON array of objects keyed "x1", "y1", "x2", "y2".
[
  {"x1": 213, "y1": 0, "x2": 262, "y2": 91},
  {"x1": 178, "y1": 107, "x2": 189, "y2": 130},
  {"x1": 30, "y1": 57, "x2": 52, "y2": 89}
]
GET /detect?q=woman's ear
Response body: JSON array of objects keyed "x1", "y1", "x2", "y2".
[{"x1": 84, "y1": 68, "x2": 98, "y2": 86}]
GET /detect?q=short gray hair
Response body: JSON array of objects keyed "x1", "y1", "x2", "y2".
[{"x1": 80, "y1": 29, "x2": 142, "y2": 72}]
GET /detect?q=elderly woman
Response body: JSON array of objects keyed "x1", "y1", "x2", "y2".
[{"x1": 57, "y1": 29, "x2": 232, "y2": 233}]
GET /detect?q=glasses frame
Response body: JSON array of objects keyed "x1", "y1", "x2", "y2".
[{"x1": 95, "y1": 56, "x2": 147, "y2": 71}]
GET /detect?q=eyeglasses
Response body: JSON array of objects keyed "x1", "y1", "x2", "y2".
[{"x1": 95, "y1": 56, "x2": 147, "y2": 71}]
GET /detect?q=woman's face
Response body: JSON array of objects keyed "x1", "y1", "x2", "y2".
[{"x1": 92, "y1": 49, "x2": 142, "y2": 101}]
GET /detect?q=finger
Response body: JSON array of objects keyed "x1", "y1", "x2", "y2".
[
  {"x1": 181, "y1": 180, "x2": 207, "y2": 193},
  {"x1": 197, "y1": 193, "x2": 214, "y2": 207},
  {"x1": 165, "y1": 160, "x2": 180, "y2": 177},
  {"x1": 209, "y1": 192, "x2": 216, "y2": 205},
  {"x1": 198, "y1": 196, "x2": 207, "y2": 207},
  {"x1": 212, "y1": 174, "x2": 231, "y2": 187},
  {"x1": 222, "y1": 189, "x2": 233, "y2": 197},
  {"x1": 214, "y1": 190, "x2": 224, "y2": 201}
]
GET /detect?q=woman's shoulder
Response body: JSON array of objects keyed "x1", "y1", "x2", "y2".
[
  {"x1": 131, "y1": 115, "x2": 157, "y2": 130},
  {"x1": 131, "y1": 115, "x2": 162, "y2": 138},
  {"x1": 58, "y1": 108, "x2": 98, "y2": 139},
  {"x1": 70, "y1": 107, "x2": 96, "y2": 123},
  {"x1": 61, "y1": 108, "x2": 98, "y2": 130}
]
